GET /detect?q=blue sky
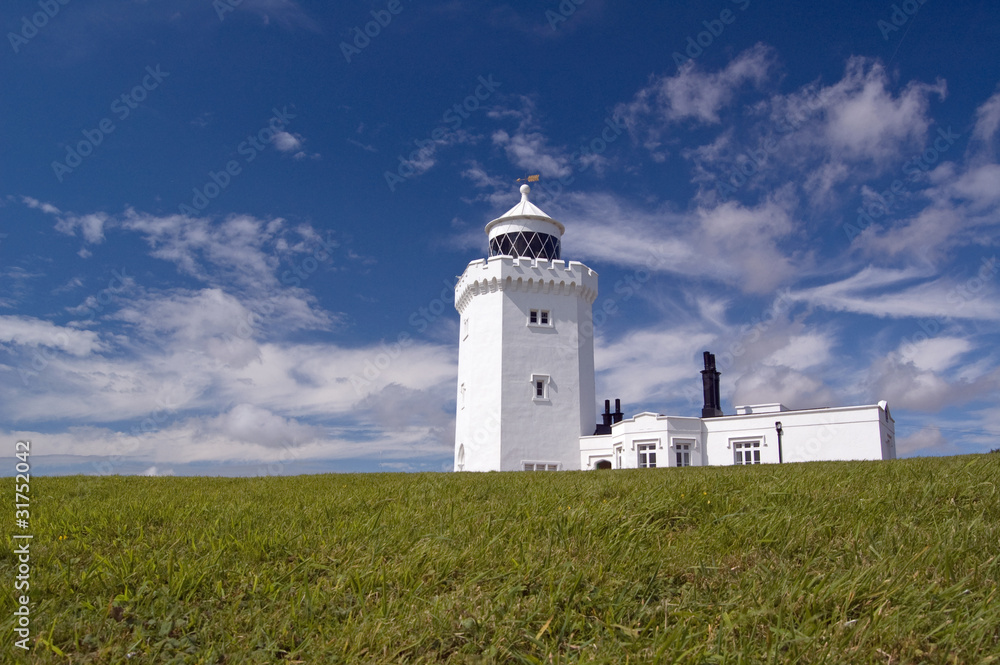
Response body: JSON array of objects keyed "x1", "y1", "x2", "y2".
[{"x1": 2, "y1": 0, "x2": 999, "y2": 476}]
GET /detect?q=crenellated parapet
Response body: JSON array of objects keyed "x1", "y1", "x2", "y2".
[{"x1": 455, "y1": 255, "x2": 598, "y2": 313}]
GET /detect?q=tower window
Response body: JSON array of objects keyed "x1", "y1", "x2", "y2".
[
  {"x1": 531, "y1": 374, "x2": 550, "y2": 401},
  {"x1": 528, "y1": 309, "x2": 552, "y2": 327}
]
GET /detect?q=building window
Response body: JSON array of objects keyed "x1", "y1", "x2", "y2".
[
  {"x1": 461, "y1": 317, "x2": 469, "y2": 340},
  {"x1": 523, "y1": 462, "x2": 559, "y2": 471},
  {"x1": 531, "y1": 374, "x2": 550, "y2": 401},
  {"x1": 459, "y1": 383, "x2": 466, "y2": 410},
  {"x1": 528, "y1": 309, "x2": 552, "y2": 327},
  {"x1": 638, "y1": 443, "x2": 657, "y2": 468},
  {"x1": 456, "y1": 444, "x2": 465, "y2": 471},
  {"x1": 733, "y1": 440, "x2": 761, "y2": 465},
  {"x1": 615, "y1": 446, "x2": 623, "y2": 469},
  {"x1": 675, "y1": 443, "x2": 691, "y2": 467}
]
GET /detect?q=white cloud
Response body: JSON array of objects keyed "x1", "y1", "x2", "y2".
[
  {"x1": 812, "y1": 58, "x2": 945, "y2": 164},
  {"x1": 617, "y1": 43, "x2": 774, "y2": 159},
  {"x1": 202, "y1": 403, "x2": 324, "y2": 448},
  {"x1": 0, "y1": 316, "x2": 106, "y2": 355},
  {"x1": 761, "y1": 333, "x2": 833, "y2": 371},
  {"x1": 553, "y1": 189, "x2": 802, "y2": 293},
  {"x1": 272, "y1": 131, "x2": 302, "y2": 152},
  {"x1": 21, "y1": 196, "x2": 61, "y2": 215},
  {"x1": 489, "y1": 96, "x2": 575, "y2": 179},
  {"x1": 596, "y1": 327, "x2": 716, "y2": 408},
  {"x1": 54, "y1": 212, "x2": 109, "y2": 245},
  {"x1": 621, "y1": 43, "x2": 774, "y2": 127},
  {"x1": 866, "y1": 353, "x2": 997, "y2": 412},
  {"x1": 896, "y1": 425, "x2": 951, "y2": 456},
  {"x1": 971, "y1": 86, "x2": 1000, "y2": 148},
  {"x1": 896, "y1": 336, "x2": 970, "y2": 373},
  {"x1": 731, "y1": 364, "x2": 835, "y2": 410},
  {"x1": 788, "y1": 266, "x2": 1000, "y2": 321}
]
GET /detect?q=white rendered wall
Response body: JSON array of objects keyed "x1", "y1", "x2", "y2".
[
  {"x1": 453, "y1": 268, "x2": 503, "y2": 471},
  {"x1": 455, "y1": 256, "x2": 598, "y2": 471},
  {"x1": 701, "y1": 405, "x2": 893, "y2": 465}
]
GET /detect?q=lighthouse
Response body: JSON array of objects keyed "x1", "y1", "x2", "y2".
[{"x1": 453, "y1": 184, "x2": 598, "y2": 471}]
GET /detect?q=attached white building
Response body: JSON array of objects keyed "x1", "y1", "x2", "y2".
[
  {"x1": 580, "y1": 399, "x2": 896, "y2": 471},
  {"x1": 454, "y1": 186, "x2": 895, "y2": 472}
]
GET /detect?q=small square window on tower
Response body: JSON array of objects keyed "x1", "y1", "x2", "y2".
[
  {"x1": 528, "y1": 309, "x2": 552, "y2": 327},
  {"x1": 531, "y1": 374, "x2": 550, "y2": 401}
]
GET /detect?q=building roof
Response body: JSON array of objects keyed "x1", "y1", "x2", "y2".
[{"x1": 484, "y1": 184, "x2": 566, "y2": 235}]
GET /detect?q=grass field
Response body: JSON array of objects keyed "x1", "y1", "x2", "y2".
[{"x1": 2, "y1": 455, "x2": 998, "y2": 663}]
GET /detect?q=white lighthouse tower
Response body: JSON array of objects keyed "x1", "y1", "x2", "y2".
[{"x1": 453, "y1": 184, "x2": 598, "y2": 471}]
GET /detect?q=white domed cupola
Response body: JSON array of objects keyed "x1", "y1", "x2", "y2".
[{"x1": 484, "y1": 184, "x2": 564, "y2": 260}]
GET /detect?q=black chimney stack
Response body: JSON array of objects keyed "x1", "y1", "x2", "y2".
[
  {"x1": 593, "y1": 398, "x2": 624, "y2": 435},
  {"x1": 701, "y1": 351, "x2": 723, "y2": 418}
]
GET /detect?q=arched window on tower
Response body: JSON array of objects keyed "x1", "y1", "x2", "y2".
[{"x1": 456, "y1": 444, "x2": 465, "y2": 471}]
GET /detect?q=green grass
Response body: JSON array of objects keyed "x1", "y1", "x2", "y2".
[{"x1": 2, "y1": 455, "x2": 998, "y2": 663}]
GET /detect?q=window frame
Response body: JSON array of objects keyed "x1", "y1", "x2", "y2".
[
  {"x1": 531, "y1": 374, "x2": 550, "y2": 402},
  {"x1": 522, "y1": 461, "x2": 560, "y2": 471},
  {"x1": 675, "y1": 442, "x2": 691, "y2": 467},
  {"x1": 637, "y1": 442, "x2": 657, "y2": 468},
  {"x1": 732, "y1": 439, "x2": 762, "y2": 465},
  {"x1": 527, "y1": 309, "x2": 553, "y2": 328}
]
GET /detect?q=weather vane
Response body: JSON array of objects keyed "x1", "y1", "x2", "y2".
[{"x1": 515, "y1": 174, "x2": 540, "y2": 183}]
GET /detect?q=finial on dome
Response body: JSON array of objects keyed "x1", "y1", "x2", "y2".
[{"x1": 519, "y1": 183, "x2": 531, "y2": 199}]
